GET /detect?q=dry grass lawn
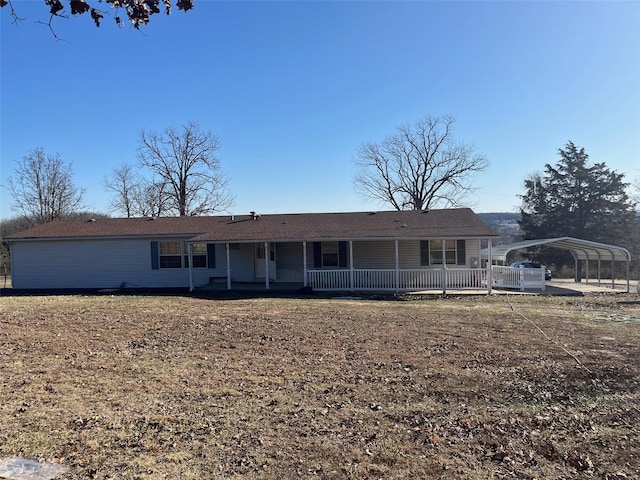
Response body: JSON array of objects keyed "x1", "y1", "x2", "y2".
[{"x1": 1, "y1": 293, "x2": 639, "y2": 479}]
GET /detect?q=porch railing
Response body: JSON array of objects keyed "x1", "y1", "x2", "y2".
[
  {"x1": 492, "y1": 266, "x2": 545, "y2": 291},
  {"x1": 307, "y1": 268, "x2": 487, "y2": 292}
]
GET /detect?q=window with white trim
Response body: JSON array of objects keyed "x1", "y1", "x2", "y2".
[
  {"x1": 159, "y1": 241, "x2": 182, "y2": 268},
  {"x1": 430, "y1": 239, "x2": 457, "y2": 265},
  {"x1": 185, "y1": 243, "x2": 207, "y2": 268},
  {"x1": 322, "y1": 242, "x2": 339, "y2": 267}
]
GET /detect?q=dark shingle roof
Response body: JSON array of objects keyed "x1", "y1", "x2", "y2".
[{"x1": 6, "y1": 209, "x2": 497, "y2": 242}]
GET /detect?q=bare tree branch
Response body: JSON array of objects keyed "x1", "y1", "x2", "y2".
[
  {"x1": 5, "y1": 148, "x2": 86, "y2": 226},
  {"x1": 353, "y1": 115, "x2": 488, "y2": 210},
  {"x1": 137, "y1": 120, "x2": 234, "y2": 216}
]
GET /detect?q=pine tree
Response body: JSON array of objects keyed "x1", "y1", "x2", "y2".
[{"x1": 519, "y1": 141, "x2": 637, "y2": 269}]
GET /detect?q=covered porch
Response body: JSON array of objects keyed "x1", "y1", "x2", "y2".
[{"x1": 188, "y1": 237, "x2": 496, "y2": 294}]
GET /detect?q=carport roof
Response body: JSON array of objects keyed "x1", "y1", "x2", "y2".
[{"x1": 482, "y1": 237, "x2": 631, "y2": 263}]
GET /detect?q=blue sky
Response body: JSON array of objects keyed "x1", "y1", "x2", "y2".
[{"x1": 1, "y1": 0, "x2": 639, "y2": 220}]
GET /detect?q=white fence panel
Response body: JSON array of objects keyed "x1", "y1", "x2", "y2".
[
  {"x1": 307, "y1": 270, "x2": 350, "y2": 290},
  {"x1": 398, "y1": 269, "x2": 441, "y2": 290},
  {"x1": 308, "y1": 268, "x2": 489, "y2": 291},
  {"x1": 446, "y1": 269, "x2": 486, "y2": 289},
  {"x1": 353, "y1": 269, "x2": 396, "y2": 290},
  {"x1": 492, "y1": 266, "x2": 545, "y2": 290}
]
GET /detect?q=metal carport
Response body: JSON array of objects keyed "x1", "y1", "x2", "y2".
[{"x1": 481, "y1": 237, "x2": 632, "y2": 293}]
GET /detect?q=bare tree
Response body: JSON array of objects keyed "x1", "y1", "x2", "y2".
[
  {"x1": 136, "y1": 179, "x2": 170, "y2": 218},
  {"x1": 104, "y1": 163, "x2": 140, "y2": 218},
  {"x1": 353, "y1": 115, "x2": 488, "y2": 210},
  {"x1": 5, "y1": 148, "x2": 85, "y2": 226},
  {"x1": 137, "y1": 121, "x2": 234, "y2": 216},
  {"x1": 104, "y1": 163, "x2": 169, "y2": 218}
]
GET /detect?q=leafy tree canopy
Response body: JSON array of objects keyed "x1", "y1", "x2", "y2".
[
  {"x1": 518, "y1": 141, "x2": 637, "y2": 267},
  {"x1": 1, "y1": 0, "x2": 194, "y2": 30}
]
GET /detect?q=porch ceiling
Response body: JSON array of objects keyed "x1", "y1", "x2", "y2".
[{"x1": 482, "y1": 237, "x2": 631, "y2": 263}]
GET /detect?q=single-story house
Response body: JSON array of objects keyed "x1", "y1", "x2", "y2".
[{"x1": 5, "y1": 208, "x2": 499, "y2": 293}]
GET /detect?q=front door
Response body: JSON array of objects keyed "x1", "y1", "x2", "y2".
[{"x1": 254, "y1": 243, "x2": 276, "y2": 280}]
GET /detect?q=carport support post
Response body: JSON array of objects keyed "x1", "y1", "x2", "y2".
[
  {"x1": 626, "y1": 259, "x2": 630, "y2": 293},
  {"x1": 586, "y1": 258, "x2": 590, "y2": 285}
]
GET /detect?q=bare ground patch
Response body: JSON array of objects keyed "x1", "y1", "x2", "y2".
[{"x1": 0, "y1": 293, "x2": 638, "y2": 479}]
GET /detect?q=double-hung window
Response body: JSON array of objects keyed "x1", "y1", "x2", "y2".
[
  {"x1": 185, "y1": 243, "x2": 207, "y2": 268},
  {"x1": 313, "y1": 241, "x2": 348, "y2": 268},
  {"x1": 420, "y1": 240, "x2": 466, "y2": 266},
  {"x1": 322, "y1": 242, "x2": 339, "y2": 267},
  {"x1": 159, "y1": 241, "x2": 182, "y2": 268},
  {"x1": 151, "y1": 241, "x2": 214, "y2": 269}
]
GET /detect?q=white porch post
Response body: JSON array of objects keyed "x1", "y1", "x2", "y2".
[
  {"x1": 442, "y1": 241, "x2": 447, "y2": 295},
  {"x1": 487, "y1": 239, "x2": 493, "y2": 295},
  {"x1": 226, "y1": 243, "x2": 231, "y2": 290},
  {"x1": 303, "y1": 241, "x2": 308, "y2": 287},
  {"x1": 265, "y1": 242, "x2": 270, "y2": 290},
  {"x1": 349, "y1": 241, "x2": 354, "y2": 291},
  {"x1": 188, "y1": 243, "x2": 194, "y2": 292},
  {"x1": 395, "y1": 240, "x2": 399, "y2": 292}
]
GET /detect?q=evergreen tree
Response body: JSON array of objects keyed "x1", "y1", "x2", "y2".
[{"x1": 519, "y1": 141, "x2": 637, "y2": 270}]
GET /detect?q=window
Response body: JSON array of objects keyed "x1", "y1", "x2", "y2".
[
  {"x1": 422, "y1": 239, "x2": 466, "y2": 266},
  {"x1": 160, "y1": 241, "x2": 182, "y2": 268},
  {"x1": 255, "y1": 243, "x2": 275, "y2": 261},
  {"x1": 313, "y1": 241, "x2": 348, "y2": 268},
  {"x1": 151, "y1": 241, "x2": 214, "y2": 269},
  {"x1": 185, "y1": 243, "x2": 207, "y2": 268},
  {"x1": 322, "y1": 242, "x2": 339, "y2": 267},
  {"x1": 429, "y1": 239, "x2": 456, "y2": 265}
]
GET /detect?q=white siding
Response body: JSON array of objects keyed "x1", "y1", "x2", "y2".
[
  {"x1": 10, "y1": 238, "x2": 228, "y2": 289},
  {"x1": 352, "y1": 240, "x2": 396, "y2": 268},
  {"x1": 276, "y1": 242, "x2": 304, "y2": 282},
  {"x1": 10, "y1": 238, "x2": 483, "y2": 289},
  {"x1": 465, "y1": 239, "x2": 481, "y2": 267},
  {"x1": 193, "y1": 243, "x2": 231, "y2": 287},
  {"x1": 227, "y1": 243, "x2": 255, "y2": 282},
  {"x1": 350, "y1": 239, "x2": 477, "y2": 269}
]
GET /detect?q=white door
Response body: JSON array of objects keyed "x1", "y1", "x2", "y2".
[{"x1": 254, "y1": 243, "x2": 276, "y2": 280}]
